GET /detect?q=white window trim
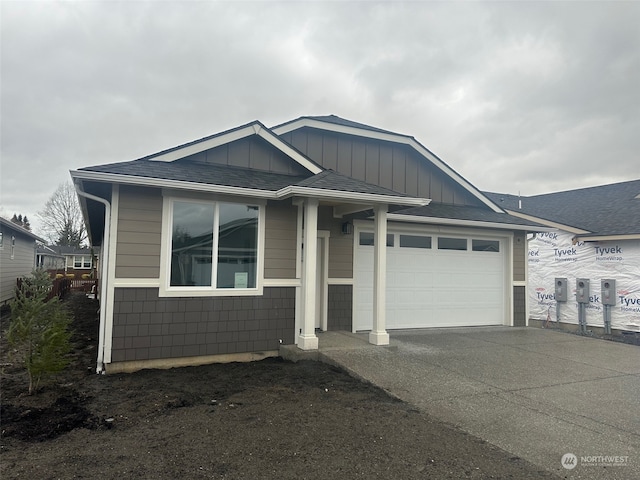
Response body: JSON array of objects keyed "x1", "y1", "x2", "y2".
[
  {"x1": 11, "y1": 235, "x2": 15, "y2": 259},
  {"x1": 159, "y1": 195, "x2": 265, "y2": 297},
  {"x1": 73, "y1": 255, "x2": 92, "y2": 269}
]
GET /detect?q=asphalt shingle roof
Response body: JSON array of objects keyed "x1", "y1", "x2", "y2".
[
  {"x1": 295, "y1": 170, "x2": 413, "y2": 197},
  {"x1": 485, "y1": 179, "x2": 640, "y2": 236},
  {"x1": 81, "y1": 160, "x2": 311, "y2": 191}
]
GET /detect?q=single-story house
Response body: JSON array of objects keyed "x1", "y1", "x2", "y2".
[
  {"x1": 71, "y1": 115, "x2": 546, "y2": 373},
  {"x1": 36, "y1": 244, "x2": 66, "y2": 271},
  {"x1": 36, "y1": 245, "x2": 96, "y2": 278},
  {"x1": 0, "y1": 217, "x2": 45, "y2": 304},
  {"x1": 486, "y1": 179, "x2": 640, "y2": 332}
]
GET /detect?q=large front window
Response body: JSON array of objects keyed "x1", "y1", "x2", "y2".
[{"x1": 165, "y1": 199, "x2": 261, "y2": 294}]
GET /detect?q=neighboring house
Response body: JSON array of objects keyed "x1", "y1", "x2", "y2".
[
  {"x1": 0, "y1": 217, "x2": 45, "y2": 304},
  {"x1": 54, "y1": 246, "x2": 95, "y2": 278},
  {"x1": 486, "y1": 179, "x2": 640, "y2": 332},
  {"x1": 36, "y1": 244, "x2": 66, "y2": 271},
  {"x1": 71, "y1": 115, "x2": 546, "y2": 373}
]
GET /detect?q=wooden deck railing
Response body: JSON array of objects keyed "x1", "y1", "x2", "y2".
[{"x1": 15, "y1": 277, "x2": 98, "y2": 302}]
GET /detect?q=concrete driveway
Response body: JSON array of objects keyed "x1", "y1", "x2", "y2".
[{"x1": 285, "y1": 327, "x2": 640, "y2": 479}]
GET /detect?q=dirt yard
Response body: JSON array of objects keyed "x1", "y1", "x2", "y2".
[{"x1": 0, "y1": 293, "x2": 559, "y2": 479}]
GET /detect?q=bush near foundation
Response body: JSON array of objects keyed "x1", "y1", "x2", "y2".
[{"x1": 7, "y1": 270, "x2": 73, "y2": 394}]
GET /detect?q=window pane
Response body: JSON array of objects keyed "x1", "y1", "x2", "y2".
[
  {"x1": 438, "y1": 237, "x2": 467, "y2": 250},
  {"x1": 359, "y1": 232, "x2": 374, "y2": 246},
  {"x1": 171, "y1": 202, "x2": 214, "y2": 286},
  {"x1": 400, "y1": 235, "x2": 432, "y2": 249},
  {"x1": 217, "y1": 203, "x2": 258, "y2": 289},
  {"x1": 74, "y1": 257, "x2": 82, "y2": 268},
  {"x1": 359, "y1": 232, "x2": 394, "y2": 246},
  {"x1": 472, "y1": 239, "x2": 500, "y2": 252}
]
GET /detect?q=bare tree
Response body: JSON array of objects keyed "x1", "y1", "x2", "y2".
[{"x1": 38, "y1": 181, "x2": 87, "y2": 247}]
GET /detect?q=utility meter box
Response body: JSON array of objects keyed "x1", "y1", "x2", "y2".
[
  {"x1": 601, "y1": 279, "x2": 616, "y2": 306},
  {"x1": 554, "y1": 277, "x2": 568, "y2": 302},
  {"x1": 576, "y1": 278, "x2": 590, "y2": 304}
]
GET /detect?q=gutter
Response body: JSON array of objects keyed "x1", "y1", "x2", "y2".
[{"x1": 73, "y1": 180, "x2": 111, "y2": 374}]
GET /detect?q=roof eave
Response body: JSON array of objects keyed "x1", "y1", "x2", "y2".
[
  {"x1": 503, "y1": 209, "x2": 591, "y2": 235},
  {"x1": 387, "y1": 213, "x2": 554, "y2": 232},
  {"x1": 70, "y1": 170, "x2": 279, "y2": 199},
  {"x1": 277, "y1": 186, "x2": 431, "y2": 206},
  {"x1": 575, "y1": 233, "x2": 640, "y2": 242}
]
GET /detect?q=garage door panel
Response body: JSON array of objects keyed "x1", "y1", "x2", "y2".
[{"x1": 354, "y1": 230, "x2": 506, "y2": 330}]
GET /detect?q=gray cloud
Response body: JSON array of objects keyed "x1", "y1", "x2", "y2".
[{"x1": 2, "y1": 1, "x2": 638, "y2": 234}]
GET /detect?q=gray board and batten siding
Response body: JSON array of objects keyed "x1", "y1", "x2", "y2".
[
  {"x1": 179, "y1": 135, "x2": 310, "y2": 176},
  {"x1": 279, "y1": 127, "x2": 483, "y2": 206}
]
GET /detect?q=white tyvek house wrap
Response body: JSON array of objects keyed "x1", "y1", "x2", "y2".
[{"x1": 528, "y1": 230, "x2": 640, "y2": 331}]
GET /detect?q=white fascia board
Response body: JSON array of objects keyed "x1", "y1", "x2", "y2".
[
  {"x1": 387, "y1": 213, "x2": 556, "y2": 232},
  {"x1": 273, "y1": 118, "x2": 502, "y2": 213},
  {"x1": 576, "y1": 234, "x2": 640, "y2": 242},
  {"x1": 148, "y1": 125, "x2": 257, "y2": 162},
  {"x1": 70, "y1": 170, "x2": 277, "y2": 199},
  {"x1": 504, "y1": 209, "x2": 590, "y2": 234},
  {"x1": 277, "y1": 185, "x2": 430, "y2": 206}
]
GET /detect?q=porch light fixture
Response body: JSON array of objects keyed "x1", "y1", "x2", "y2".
[{"x1": 341, "y1": 221, "x2": 353, "y2": 235}]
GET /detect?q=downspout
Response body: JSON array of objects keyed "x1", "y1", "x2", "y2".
[{"x1": 74, "y1": 181, "x2": 111, "y2": 374}]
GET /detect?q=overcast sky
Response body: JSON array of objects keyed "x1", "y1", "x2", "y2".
[{"x1": 1, "y1": 1, "x2": 639, "y2": 236}]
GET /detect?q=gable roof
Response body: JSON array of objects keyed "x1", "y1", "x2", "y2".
[
  {"x1": 139, "y1": 120, "x2": 323, "y2": 175},
  {"x1": 272, "y1": 115, "x2": 504, "y2": 214},
  {"x1": 485, "y1": 179, "x2": 640, "y2": 240},
  {"x1": 0, "y1": 217, "x2": 45, "y2": 242}
]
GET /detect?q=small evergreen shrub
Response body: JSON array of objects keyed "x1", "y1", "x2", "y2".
[{"x1": 8, "y1": 270, "x2": 73, "y2": 394}]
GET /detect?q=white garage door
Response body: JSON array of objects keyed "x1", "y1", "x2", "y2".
[{"x1": 354, "y1": 229, "x2": 507, "y2": 330}]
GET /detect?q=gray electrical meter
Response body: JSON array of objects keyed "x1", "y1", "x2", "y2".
[
  {"x1": 601, "y1": 279, "x2": 616, "y2": 306},
  {"x1": 554, "y1": 278, "x2": 568, "y2": 302},
  {"x1": 576, "y1": 278, "x2": 590, "y2": 304}
]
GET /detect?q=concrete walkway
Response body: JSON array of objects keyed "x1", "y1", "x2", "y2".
[{"x1": 282, "y1": 327, "x2": 640, "y2": 479}]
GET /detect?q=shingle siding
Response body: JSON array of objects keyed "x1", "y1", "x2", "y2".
[
  {"x1": 111, "y1": 287, "x2": 295, "y2": 362},
  {"x1": 513, "y1": 286, "x2": 527, "y2": 326},
  {"x1": 327, "y1": 285, "x2": 353, "y2": 331}
]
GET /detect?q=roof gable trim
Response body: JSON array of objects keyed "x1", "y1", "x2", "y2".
[
  {"x1": 272, "y1": 117, "x2": 503, "y2": 213},
  {"x1": 147, "y1": 122, "x2": 322, "y2": 175}
]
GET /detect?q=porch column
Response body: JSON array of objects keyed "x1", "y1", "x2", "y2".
[
  {"x1": 298, "y1": 198, "x2": 319, "y2": 350},
  {"x1": 369, "y1": 203, "x2": 390, "y2": 345}
]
